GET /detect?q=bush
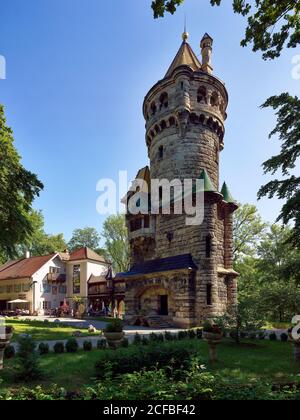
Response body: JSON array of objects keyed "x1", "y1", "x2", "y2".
[
  {"x1": 38, "y1": 343, "x2": 49, "y2": 355},
  {"x1": 15, "y1": 335, "x2": 43, "y2": 381},
  {"x1": 95, "y1": 341, "x2": 200, "y2": 379},
  {"x1": 83, "y1": 340, "x2": 92, "y2": 351},
  {"x1": 240, "y1": 332, "x2": 247, "y2": 339},
  {"x1": 121, "y1": 338, "x2": 129, "y2": 348},
  {"x1": 66, "y1": 338, "x2": 78, "y2": 353},
  {"x1": 178, "y1": 331, "x2": 188, "y2": 340},
  {"x1": 4, "y1": 345, "x2": 15, "y2": 359},
  {"x1": 97, "y1": 339, "x2": 107, "y2": 350},
  {"x1": 280, "y1": 333, "x2": 288, "y2": 342},
  {"x1": 133, "y1": 333, "x2": 142, "y2": 346},
  {"x1": 188, "y1": 329, "x2": 196, "y2": 339},
  {"x1": 258, "y1": 331, "x2": 266, "y2": 340},
  {"x1": 141, "y1": 336, "x2": 149, "y2": 346},
  {"x1": 196, "y1": 329, "x2": 203, "y2": 339},
  {"x1": 104, "y1": 319, "x2": 123, "y2": 333},
  {"x1": 269, "y1": 332, "x2": 277, "y2": 341},
  {"x1": 43, "y1": 319, "x2": 49, "y2": 324},
  {"x1": 249, "y1": 332, "x2": 257, "y2": 340},
  {"x1": 164, "y1": 331, "x2": 174, "y2": 341},
  {"x1": 54, "y1": 342, "x2": 64, "y2": 354}
]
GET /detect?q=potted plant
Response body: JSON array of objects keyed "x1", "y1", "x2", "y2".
[
  {"x1": 0, "y1": 326, "x2": 14, "y2": 370},
  {"x1": 103, "y1": 319, "x2": 124, "y2": 349},
  {"x1": 202, "y1": 320, "x2": 222, "y2": 363}
]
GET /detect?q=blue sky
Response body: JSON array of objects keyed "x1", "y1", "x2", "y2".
[{"x1": 0, "y1": 0, "x2": 299, "y2": 241}]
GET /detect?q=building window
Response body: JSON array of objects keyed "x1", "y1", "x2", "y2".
[
  {"x1": 73, "y1": 264, "x2": 81, "y2": 294},
  {"x1": 52, "y1": 286, "x2": 58, "y2": 295},
  {"x1": 206, "y1": 236, "x2": 212, "y2": 258},
  {"x1": 14, "y1": 284, "x2": 21, "y2": 293},
  {"x1": 0, "y1": 286, "x2": 4, "y2": 294},
  {"x1": 206, "y1": 284, "x2": 212, "y2": 306},
  {"x1": 6, "y1": 285, "x2": 12, "y2": 293},
  {"x1": 22, "y1": 284, "x2": 30, "y2": 293},
  {"x1": 159, "y1": 145, "x2": 164, "y2": 159},
  {"x1": 59, "y1": 285, "x2": 67, "y2": 294},
  {"x1": 197, "y1": 86, "x2": 207, "y2": 103},
  {"x1": 50, "y1": 266, "x2": 60, "y2": 274},
  {"x1": 159, "y1": 92, "x2": 168, "y2": 110},
  {"x1": 144, "y1": 215, "x2": 150, "y2": 229},
  {"x1": 42, "y1": 301, "x2": 51, "y2": 310},
  {"x1": 43, "y1": 283, "x2": 51, "y2": 294},
  {"x1": 130, "y1": 218, "x2": 143, "y2": 232}
]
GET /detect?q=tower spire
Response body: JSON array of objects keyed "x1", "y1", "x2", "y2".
[{"x1": 182, "y1": 14, "x2": 189, "y2": 42}]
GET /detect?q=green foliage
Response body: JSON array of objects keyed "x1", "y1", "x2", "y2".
[
  {"x1": 121, "y1": 338, "x2": 129, "y2": 348},
  {"x1": 38, "y1": 343, "x2": 49, "y2": 355},
  {"x1": 53, "y1": 342, "x2": 64, "y2": 354},
  {"x1": 233, "y1": 203, "x2": 267, "y2": 261},
  {"x1": 68, "y1": 227, "x2": 101, "y2": 252},
  {"x1": 83, "y1": 340, "x2": 92, "y2": 351},
  {"x1": 104, "y1": 319, "x2": 123, "y2": 333},
  {"x1": 15, "y1": 335, "x2": 43, "y2": 381},
  {"x1": 0, "y1": 105, "x2": 43, "y2": 260},
  {"x1": 97, "y1": 339, "x2": 107, "y2": 350},
  {"x1": 133, "y1": 333, "x2": 142, "y2": 345},
  {"x1": 152, "y1": 1, "x2": 300, "y2": 61},
  {"x1": 269, "y1": 332, "x2": 277, "y2": 341},
  {"x1": 281, "y1": 333, "x2": 288, "y2": 342},
  {"x1": 102, "y1": 214, "x2": 130, "y2": 273},
  {"x1": 95, "y1": 341, "x2": 200, "y2": 379},
  {"x1": 65, "y1": 338, "x2": 78, "y2": 353},
  {"x1": 259, "y1": 94, "x2": 300, "y2": 247},
  {"x1": 4, "y1": 345, "x2": 15, "y2": 359}
]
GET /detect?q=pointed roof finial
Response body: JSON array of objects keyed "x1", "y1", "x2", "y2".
[{"x1": 182, "y1": 14, "x2": 189, "y2": 42}]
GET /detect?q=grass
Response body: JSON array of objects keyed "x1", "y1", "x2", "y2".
[
  {"x1": 5, "y1": 319, "x2": 100, "y2": 342},
  {"x1": 1, "y1": 338, "x2": 300, "y2": 393}
]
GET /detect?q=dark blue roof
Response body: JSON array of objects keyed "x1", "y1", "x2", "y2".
[{"x1": 117, "y1": 254, "x2": 197, "y2": 278}]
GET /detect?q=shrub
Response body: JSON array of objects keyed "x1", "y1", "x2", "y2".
[
  {"x1": 104, "y1": 319, "x2": 123, "y2": 333},
  {"x1": 4, "y1": 345, "x2": 15, "y2": 359},
  {"x1": 280, "y1": 333, "x2": 288, "y2": 342},
  {"x1": 188, "y1": 329, "x2": 196, "y2": 339},
  {"x1": 258, "y1": 331, "x2": 266, "y2": 340},
  {"x1": 141, "y1": 336, "x2": 149, "y2": 346},
  {"x1": 240, "y1": 332, "x2": 247, "y2": 339},
  {"x1": 121, "y1": 338, "x2": 129, "y2": 348},
  {"x1": 133, "y1": 333, "x2": 142, "y2": 346},
  {"x1": 164, "y1": 331, "x2": 174, "y2": 341},
  {"x1": 83, "y1": 340, "x2": 92, "y2": 351},
  {"x1": 196, "y1": 329, "x2": 203, "y2": 339},
  {"x1": 97, "y1": 339, "x2": 107, "y2": 350},
  {"x1": 249, "y1": 332, "x2": 257, "y2": 340},
  {"x1": 95, "y1": 341, "x2": 200, "y2": 379},
  {"x1": 178, "y1": 331, "x2": 188, "y2": 340},
  {"x1": 15, "y1": 335, "x2": 43, "y2": 381},
  {"x1": 54, "y1": 342, "x2": 65, "y2": 354},
  {"x1": 269, "y1": 332, "x2": 277, "y2": 341},
  {"x1": 66, "y1": 338, "x2": 78, "y2": 353},
  {"x1": 38, "y1": 343, "x2": 49, "y2": 355},
  {"x1": 5, "y1": 326, "x2": 14, "y2": 335},
  {"x1": 43, "y1": 319, "x2": 49, "y2": 324}
]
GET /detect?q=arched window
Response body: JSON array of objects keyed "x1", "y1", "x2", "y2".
[
  {"x1": 190, "y1": 113, "x2": 198, "y2": 124},
  {"x1": 150, "y1": 102, "x2": 157, "y2": 115},
  {"x1": 207, "y1": 117, "x2": 213, "y2": 128},
  {"x1": 160, "y1": 120, "x2": 167, "y2": 130},
  {"x1": 155, "y1": 124, "x2": 160, "y2": 134},
  {"x1": 206, "y1": 235, "x2": 212, "y2": 258},
  {"x1": 210, "y1": 91, "x2": 219, "y2": 107},
  {"x1": 199, "y1": 114, "x2": 205, "y2": 125},
  {"x1": 159, "y1": 92, "x2": 168, "y2": 110},
  {"x1": 158, "y1": 146, "x2": 164, "y2": 160},
  {"x1": 169, "y1": 116, "x2": 176, "y2": 127},
  {"x1": 197, "y1": 86, "x2": 207, "y2": 103}
]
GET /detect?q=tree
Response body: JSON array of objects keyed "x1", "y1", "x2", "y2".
[
  {"x1": 258, "y1": 94, "x2": 300, "y2": 247},
  {"x1": 102, "y1": 214, "x2": 130, "y2": 273},
  {"x1": 68, "y1": 227, "x2": 101, "y2": 252},
  {"x1": 152, "y1": 0, "x2": 300, "y2": 60},
  {"x1": 151, "y1": 1, "x2": 300, "y2": 246},
  {"x1": 233, "y1": 203, "x2": 267, "y2": 262},
  {"x1": 18, "y1": 210, "x2": 67, "y2": 257},
  {"x1": 0, "y1": 105, "x2": 43, "y2": 260}
]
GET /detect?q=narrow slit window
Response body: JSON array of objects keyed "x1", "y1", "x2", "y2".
[
  {"x1": 206, "y1": 236, "x2": 212, "y2": 258},
  {"x1": 159, "y1": 146, "x2": 164, "y2": 159},
  {"x1": 206, "y1": 284, "x2": 212, "y2": 306}
]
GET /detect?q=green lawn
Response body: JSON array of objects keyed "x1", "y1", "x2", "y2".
[
  {"x1": 1, "y1": 339, "x2": 299, "y2": 393},
  {"x1": 5, "y1": 319, "x2": 100, "y2": 342}
]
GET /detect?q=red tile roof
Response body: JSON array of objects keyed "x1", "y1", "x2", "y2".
[
  {"x1": 0, "y1": 254, "x2": 56, "y2": 281},
  {"x1": 69, "y1": 247, "x2": 108, "y2": 264}
]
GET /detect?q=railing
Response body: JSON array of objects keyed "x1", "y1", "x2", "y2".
[{"x1": 47, "y1": 273, "x2": 66, "y2": 283}]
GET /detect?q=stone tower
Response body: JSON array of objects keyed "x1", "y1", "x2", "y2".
[{"x1": 118, "y1": 32, "x2": 239, "y2": 328}]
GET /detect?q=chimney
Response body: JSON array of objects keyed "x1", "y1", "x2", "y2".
[{"x1": 25, "y1": 251, "x2": 30, "y2": 259}]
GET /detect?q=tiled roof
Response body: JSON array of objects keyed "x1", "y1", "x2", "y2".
[
  {"x1": 117, "y1": 254, "x2": 197, "y2": 278},
  {"x1": 0, "y1": 254, "x2": 56, "y2": 281},
  {"x1": 69, "y1": 247, "x2": 108, "y2": 263},
  {"x1": 165, "y1": 40, "x2": 201, "y2": 78}
]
